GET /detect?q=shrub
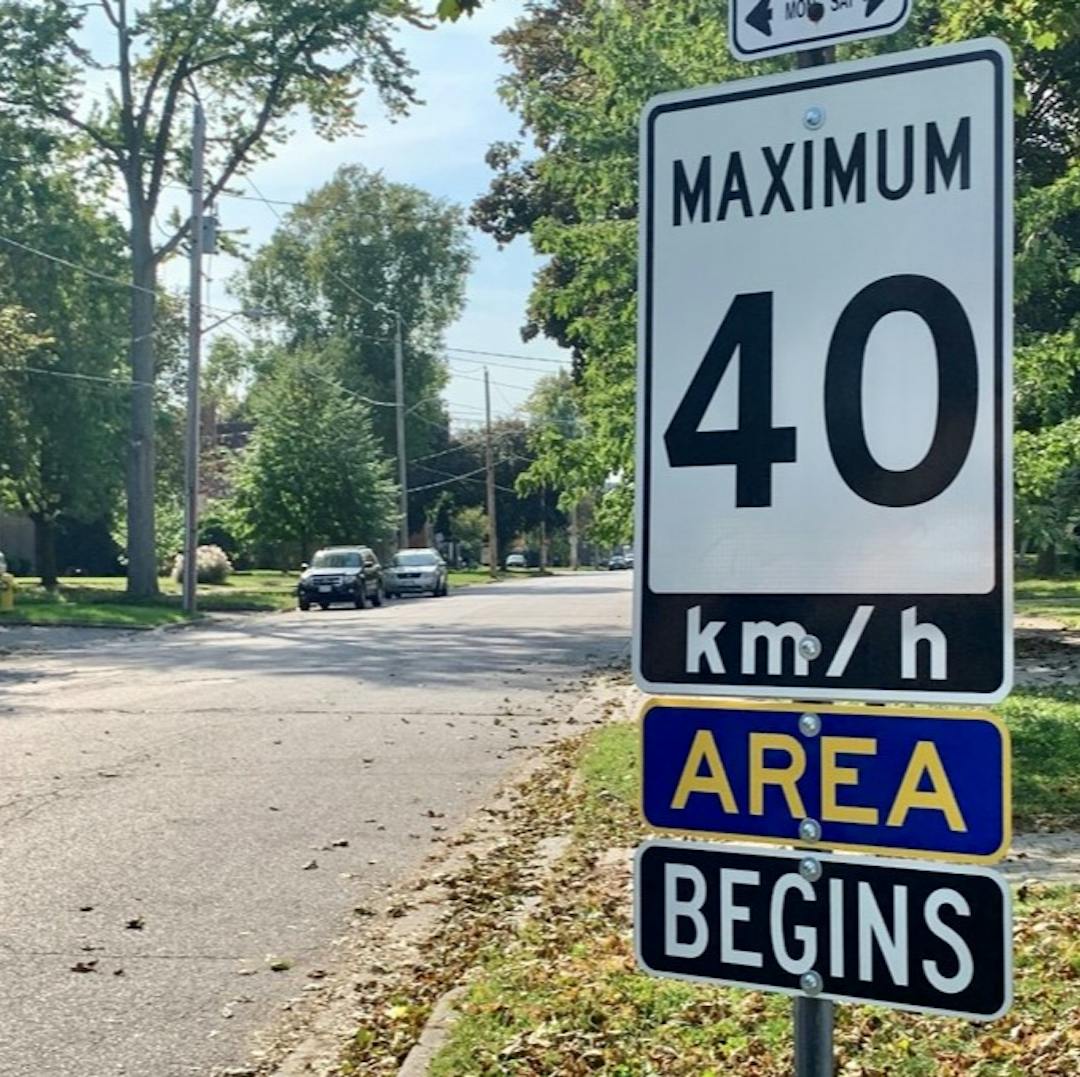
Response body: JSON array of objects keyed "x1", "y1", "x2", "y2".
[{"x1": 172, "y1": 544, "x2": 232, "y2": 585}]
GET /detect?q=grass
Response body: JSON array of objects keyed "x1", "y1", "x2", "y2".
[
  {"x1": 1016, "y1": 573, "x2": 1080, "y2": 627},
  {"x1": 1000, "y1": 687, "x2": 1080, "y2": 829},
  {"x1": 430, "y1": 721, "x2": 1080, "y2": 1077},
  {"x1": 0, "y1": 566, "x2": 504, "y2": 629}
]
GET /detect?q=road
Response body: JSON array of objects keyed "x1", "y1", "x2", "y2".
[{"x1": 0, "y1": 572, "x2": 631, "y2": 1077}]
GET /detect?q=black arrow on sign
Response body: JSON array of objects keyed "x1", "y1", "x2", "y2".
[
  {"x1": 745, "y1": 0, "x2": 773, "y2": 36},
  {"x1": 865, "y1": 0, "x2": 888, "y2": 15}
]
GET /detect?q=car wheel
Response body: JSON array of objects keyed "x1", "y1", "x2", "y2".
[
  {"x1": 371, "y1": 583, "x2": 383, "y2": 608},
  {"x1": 298, "y1": 598, "x2": 310, "y2": 611},
  {"x1": 319, "y1": 602, "x2": 330, "y2": 611}
]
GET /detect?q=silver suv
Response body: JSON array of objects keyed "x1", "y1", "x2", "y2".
[{"x1": 384, "y1": 549, "x2": 448, "y2": 598}]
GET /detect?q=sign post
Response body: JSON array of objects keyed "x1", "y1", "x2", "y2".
[{"x1": 632, "y1": 26, "x2": 1014, "y2": 1077}]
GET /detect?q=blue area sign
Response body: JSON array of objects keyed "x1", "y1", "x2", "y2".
[{"x1": 640, "y1": 698, "x2": 1010, "y2": 864}]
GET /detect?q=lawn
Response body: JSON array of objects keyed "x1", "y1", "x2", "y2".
[
  {"x1": 428, "y1": 716, "x2": 1080, "y2": 1077},
  {"x1": 1016, "y1": 573, "x2": 1080, "y2": 627},
  {"x1": 1, "y1": 567, "x2": 501, "y2": 628}
]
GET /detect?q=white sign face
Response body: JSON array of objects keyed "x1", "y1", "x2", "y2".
[
  {"x1": 730, "y1": 0, "x2": 912, "y2": 62},
  {"x1": 634, "y1": 41, "x2": 1012, "y2": 703}
]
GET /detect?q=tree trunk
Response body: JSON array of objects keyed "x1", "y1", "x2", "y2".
[
  {"x1": 32, "y1": 514, "x2": 58, "y2": 590},
  {"x1": 126, "y1": 211, "x2": 159, "y2": 596},
  {"x1": 1036, "y1": 546, "x2": 1059, "y2": 577}
]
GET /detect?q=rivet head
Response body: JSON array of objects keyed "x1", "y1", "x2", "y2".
[
  {"x1": 799, "y1": 857, "x2": 822, "y2": 883},
  {"x1": 798, "y1": 635, "x2": 822, "y2": 660},
  {"x1": 799, "y1": 818, "x2": 822, "y2": 843},
  {"x1": 801, "y1": 971, "x2": 823, "y2": 995},
  {"x1": 798, "y1": 712, "x2": 821, "y2": 737},
  {"x1": 803, "y1": 106, "x2": 826, "y2": 131}
]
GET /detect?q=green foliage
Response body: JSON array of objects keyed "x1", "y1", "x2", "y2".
[
  {"x1": 240, "y1": 166, "x2": 471, "y2": 468},
  {"x1": 234, "y1": 350, "x2": 398, "y2": 565},
  {"x1": 477, "y1": 0, "x2": 1080, "y2": 554},
  {"x1": 1015, "y1": 418, "x2": 1080, "y2": 553},
  {"x1": 0, "y1": 127, "x2": 129, "y2": 584},
  {"x1": 0, "y1": 0, "x2": 426, "y2": 593},
  {"x1": 451, "y1": 504, "x2": 488, "y2": 561}
]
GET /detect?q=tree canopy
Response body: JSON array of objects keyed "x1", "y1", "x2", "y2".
[
  {"x1": 240, "y1": 165, "x2": 472, "y2": 474},
  {"x1": 0, "y1": 0, "x2": 424, "y2": 593},
  {"x1": 0, "y1": 123, "x2": 129, "y2": 585},
  {"x1": 474, "y1": 0, "x2": 1080, "y2": 553},
  {"x1": 233, "y1": 350, "x2": 398, "y2": 565}
]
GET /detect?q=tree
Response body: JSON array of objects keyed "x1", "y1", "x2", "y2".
[
  {"x1": 517, "y1": 369, "x2": 591, "y2": 564},
  {"x1": 233, "y1": 350, "x2": 397, "y2": 566},
  {"x1": 0, "y1": 126, "x2": 129, "y2": 586},
  {"x1": 0, "y1": 307, "x2": 49, "y2": 475},
  {"x1": 475, "y1": 0, "x2": 1080, "y2": 554},
  {"x1": 0, "y1": 0, "x2": 422, "y2": 595},
  {"x1": 240, "y1": 166, "x2": 471, "y2": 487}
]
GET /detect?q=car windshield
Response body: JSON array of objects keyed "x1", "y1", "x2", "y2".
[
  {"x1": 312, "y1": 551, "x2": 361, "y2": 568},
  {"x1": 394, "y1": 551, "x2": 438, "y2": 567}
]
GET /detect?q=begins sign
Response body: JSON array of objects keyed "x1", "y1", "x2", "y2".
[
  {"x1": 635, "y1": 840, "x2": 1012, "y2": 1021},
  {"x1": 640, "y1": 698, "x2": 1010, "y2": 863},
  {"x1": 634, "y1": 41, "x2": 1013, "y2": 704}
]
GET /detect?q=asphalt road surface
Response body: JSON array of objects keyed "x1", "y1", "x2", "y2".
[{"x1": 0, "y1": 571, "x2": 631, "y2": 1077}]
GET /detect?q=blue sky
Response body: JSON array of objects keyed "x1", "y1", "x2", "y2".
[{"x1": 86, "y1": 2, "x2": 569, "y2": 424}]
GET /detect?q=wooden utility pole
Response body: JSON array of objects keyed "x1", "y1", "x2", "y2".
[
  {"x1": 394, "y1": 311, "x2": 409, "y2": 550},
  {"x1": 484, "y1": 367, "x2": 498, "y2": 578}
]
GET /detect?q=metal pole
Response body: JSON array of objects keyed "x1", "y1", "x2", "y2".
[
  {"x1": 484, "y1": 367, "x2": 498, "y2": 578},
  {"x1": 182, "y1": 102, "x2": 205, "y2": 616},
  {"x1": 794, "y1": 996, "x2": 834, "y2": 1077},
  {"x1": 793, "y1": 45, "x2": 835, "y2": 1072},
  {"x1": 394, "y1": 311, "x2": 409, "y2": 550}
]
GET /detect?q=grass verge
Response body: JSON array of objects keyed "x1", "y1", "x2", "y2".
[
  {"x1": 1016, "y1": 574, "x2": 1080, "y2": 627},
  {"x1": 1, "y1": 568, "x2": 502, "y2": 628},
  {"x1": 429, "y1": 712, "x2": 1080, "y2": 1076}
]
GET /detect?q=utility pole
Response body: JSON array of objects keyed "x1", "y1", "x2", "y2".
[
  {"x1": 484, "y1": 367, "x2": 498, "y2": 579},
  {"x1": 394, "y1": 310, "x2": 409, "y2": 551},
  {"x1": 182, "y1": 102, "x2": 205, "y2": 616}
]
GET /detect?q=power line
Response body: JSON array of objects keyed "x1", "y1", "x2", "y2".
[
  {"x1": 0, "y1": 364, "x2": 156, "y2": 390},
  {"x1": 0, "y1": 233, "x2": 156, "y2": 296},
  {"x1": 243, "y1": 176, "x2": 388, "y2": 317},
  {"x1": 444, "y1": 345, "x2": 567, "y2": 366},
  {"x1": 407, "y1": 465, "x2": 489, "y2": 494}
]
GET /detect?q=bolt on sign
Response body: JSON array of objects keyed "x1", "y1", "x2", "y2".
[
  {"x1": 633, "y1": 40, "x2": 1013, "y2": 704},
  {"x1": 639, "y1": 699, "x2": 1011, "y2": 864},
  {"x1": 635, "y1": 840, "x2": 1012, "y2": 1021},
  {"x1": 730, "y1": 0, "x2": 912, "y2": 63}
]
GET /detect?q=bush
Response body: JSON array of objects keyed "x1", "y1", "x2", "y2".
[{"x1": 172, "y1": 544, "x2": 232, "y2": 585}]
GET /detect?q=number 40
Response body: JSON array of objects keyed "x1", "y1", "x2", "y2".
[{"x1": 663, "y1": 274, "x2": 979, "y2": 508}]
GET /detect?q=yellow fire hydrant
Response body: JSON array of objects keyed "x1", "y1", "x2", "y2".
[{"x1": 0, "y1": 551, "x2": 14, "y2": 611}]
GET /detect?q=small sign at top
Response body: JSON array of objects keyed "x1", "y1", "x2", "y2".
[{"x1": 730, "y1": 0, "x2": 911, "y2": 61}]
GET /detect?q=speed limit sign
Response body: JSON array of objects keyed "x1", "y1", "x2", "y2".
[{"x1": 634, "y1": 40, "x2": 1012, "y2": 703}]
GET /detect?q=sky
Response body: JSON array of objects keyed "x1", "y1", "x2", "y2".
[{"x1": 86, "y1": 2, "x2": 570, "y2": 426}]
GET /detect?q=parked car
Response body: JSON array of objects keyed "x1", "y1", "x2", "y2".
[
  {"x1": 608, "y1": 550, "x2": 632, "y2": 570},
  {"x1": 505, "y1": 552, "x2": 527, "y2": 570},
  {"x1": 384, "y1": 548, "x2": 448, "y2": 598},
  {"x1": 297, "y1": 546, "x2": 383, "y2": 610}
]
